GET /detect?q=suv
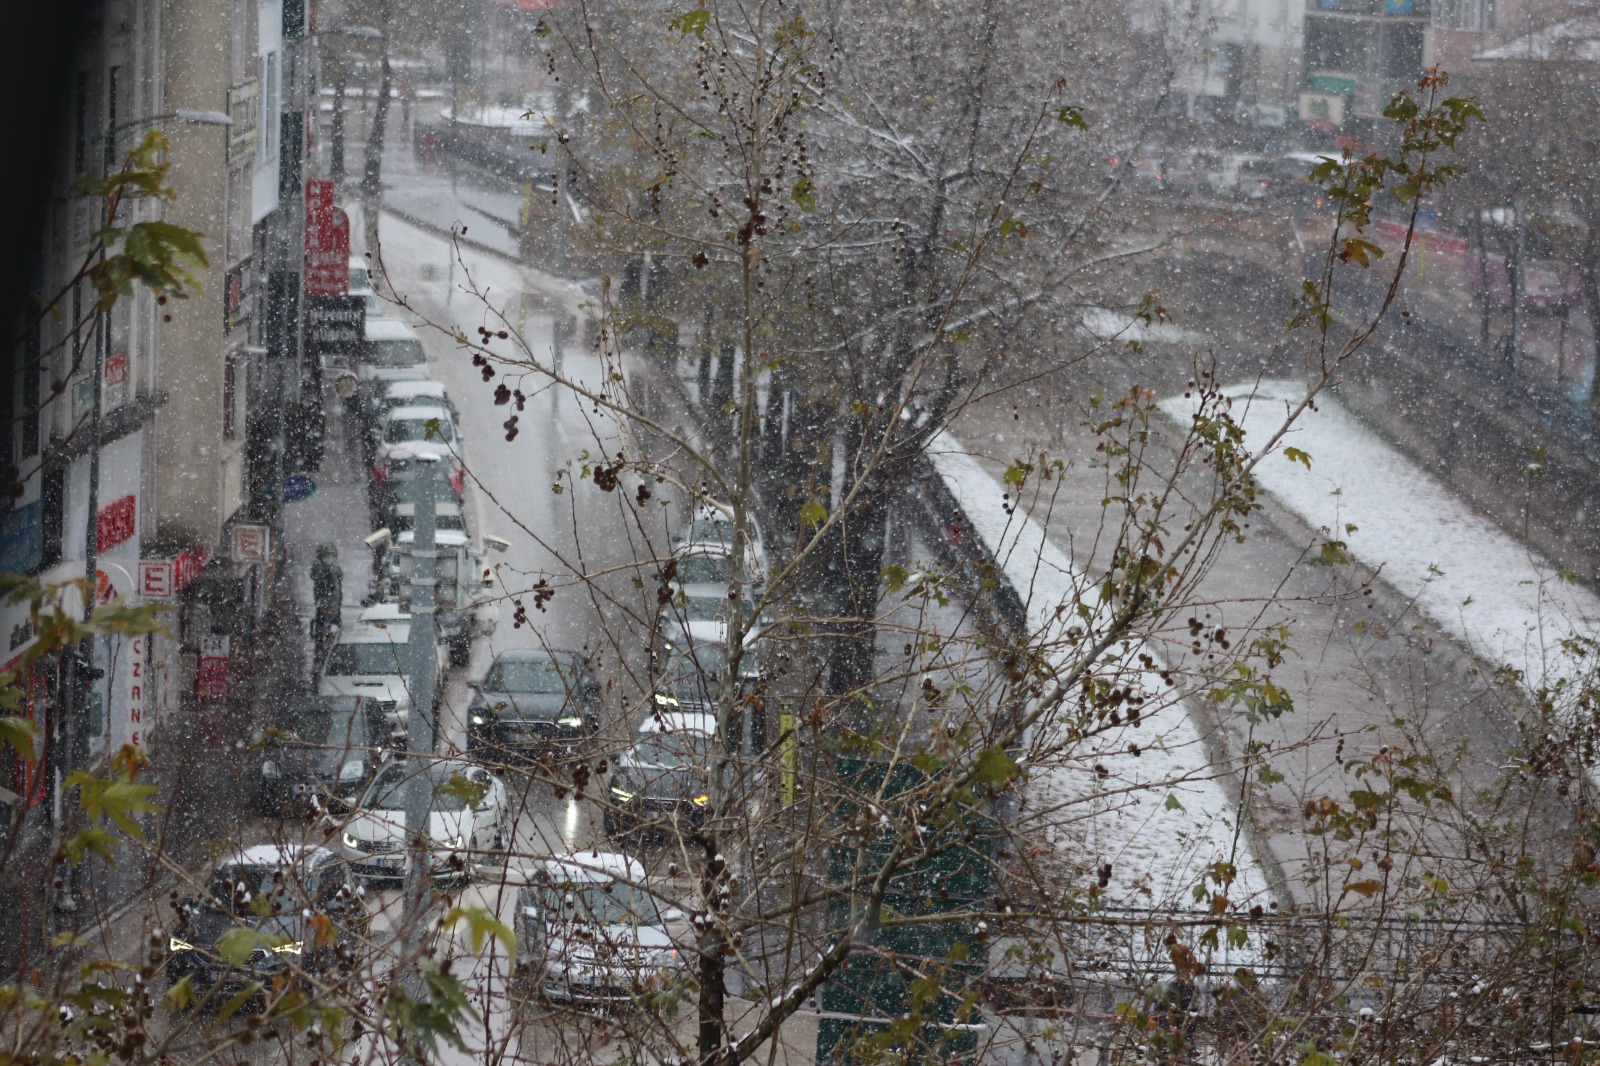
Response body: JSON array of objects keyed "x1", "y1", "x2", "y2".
[
  {"x1": 317, "y1": 617, "x2": 446, "y2": 732},
  {"x1": 515, "y1": 853, "x2": 683, "y2": 1003},
  {"x1": 167, "y1": 845, "x2": 369, "y2": 999}
]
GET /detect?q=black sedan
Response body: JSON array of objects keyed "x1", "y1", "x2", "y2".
[
  {"x1": 467, "y1": 649, "x2": 600, "y2": 760},
  {"x1": 604, "y1": 726, "x2": 716, "y2": 840},
  {"x1": 166, "y1": 845, "x2": 369, "y2": 1001},
  {"x1": 257, "y1": 695, "x2": 388, "y2": 816}
]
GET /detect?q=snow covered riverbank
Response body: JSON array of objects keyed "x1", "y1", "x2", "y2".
[
  {"x1": 1160, "y1": 382, "x2": 1600, "y2": 714},
  {"x1": 927, "y1": 436, "x2": 1272, "y2": 974}
]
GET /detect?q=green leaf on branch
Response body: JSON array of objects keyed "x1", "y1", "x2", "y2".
[
  {"x1": 0, "y1": 715, "x2": 40, "y2": 764},
  {"x1": 799, "y1": 498, "x2": 827, "y2": 529},
  {"x1": 1055, "y1": 105, "x2": 1087, "y2": 129},
  {"x1": 1283, "y1": 447, "x2": 1312, "y2": 470},
  {"x1": 443, "y1": 904, "x2": 517, "y2": 956},
  {"x1": 672, "y1": 8, "x2": 711, "y2": 36},
  {"x1": 791, "y1": 176, "x2": 817, "y2": 213}
]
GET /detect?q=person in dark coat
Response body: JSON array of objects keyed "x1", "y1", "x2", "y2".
[{"x1": 311, "y1": 543, "x2": 343, "y2": 667}]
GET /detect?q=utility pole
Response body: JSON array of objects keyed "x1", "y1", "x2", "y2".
[{"x1": 398, "y1": 452, "x2": 440, "y2": 962}]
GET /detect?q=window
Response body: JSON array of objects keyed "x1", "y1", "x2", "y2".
[
  {"x1": 260, "y1": 51, "x2": 278, "y2": 160},
  {"x1": 1434, "y1": 0, "x2": 1492, "y2": 30},
  {"x1": 223, "y1": 349, "x2": 239, "y2": 440}
]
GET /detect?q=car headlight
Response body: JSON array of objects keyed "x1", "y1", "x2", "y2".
[
  {"x1": 557, "y1": 715, "x2": 583, "y2": 728},
  {"x1": 438, "y1": 834, "x2": 465, "y2": 850},
  {"x1": 339, "y1": 761, "x2": 365, "y2": 782},
  {"x1": 470, "y1": 714, "x2": 487, "y2": 726},
  {"x1": 692, "y1": 794, "x2": 710, "y2": 807},
  {"x1": 169, "y1": 937, "x2": 195, "y2": 952},
  {"x1": 342, "y1": 832, "x2": 361, "y2": 849},
  {"x1": 271, "y1": 940, "x2": 304, "y2": 955},
  {"x1": 610, "y1": 787, "x2": 634, "y2": 802},
  {"x1": 261, "y1": 760, "x2": 279, "y2": 778},
  {"x1": 653, "y1": 692, "x2": 679, "y2": 707}
]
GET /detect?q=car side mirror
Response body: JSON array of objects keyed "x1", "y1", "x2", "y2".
[{"x1": 520, "y1": 905, "x2": 540, "y2": 920}]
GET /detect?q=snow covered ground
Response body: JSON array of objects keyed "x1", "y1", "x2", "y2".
[
  {"x1": 927, "y1": 436, "x2": 1272, "y2": 973},
  {"x1": 1159, "y1": 381, "x2": 1600, "y2": 715}
]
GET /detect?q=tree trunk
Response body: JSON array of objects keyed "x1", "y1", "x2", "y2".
[{"x1": 361, "y1": 1, "x2": 393, "y2": 255}]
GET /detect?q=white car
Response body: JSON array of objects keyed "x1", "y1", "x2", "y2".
[
  {"x1": 515, "y1": 853, "x2": 683, "y2": 1003},
  {"x1": 317, "y1": 618, "x2": 446, "y2": 731},
  {"x1": 376, "y1": 404, "x2": 460, "y2": 467},
  {"x1": 339, "y1": 758, "x2": 508, "y2": 881},
  {"x1": 358, "y1": 318, "x2": 428, "y2": 404},
  {"x1": 373, "y1": 379, "x2": 458, "y2": 425},
  {"x1": 670, "y1": 502, "x2": 769, "y2": 586}
]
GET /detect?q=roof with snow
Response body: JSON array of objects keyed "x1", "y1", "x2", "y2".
[{"x1": 1474, "y1": 17, "x2": 1600, "y2": 62}]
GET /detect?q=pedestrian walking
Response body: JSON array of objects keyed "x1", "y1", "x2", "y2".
[{"x1": 311, "y1": 543, "x2": 343, "y2": 667}]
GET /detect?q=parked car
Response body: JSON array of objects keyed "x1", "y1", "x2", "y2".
[
  {"x1": 670, "y1": 501, "x2": 769, "y2": 585},
  {"x1": 339, "y1": 758, "x2": 509, "y2": 882},
  {"x1": 357, "y1": 318, "x2": 428, "y2": 410},
  {"x1": 515, "y1": 852, "x2": 684, "y2": 1003},
  {"x1": 373, "y1": 379, "x2": 458, "y2": 424},
  {"x1": 317, "y1": 616, "x2": 446, "y2": 732},
  {"x1": 467, "y1": 649, "x2": 600, "y2": 760},
  {"x1": 167, "y1": 845, "x2": 369, "y2": 998},
  {"x1": 256, "y1": 694, "x2": 389, "y2": 816},
  {"x1": 605, "y1": 721, "x2": 717, "y2": 839},
  {"x1": 373, "y1": 444, "x2": 465, "y2": 502},
  {"x1": 376, "y1": 404, "x2": 460, "y2": 468},
  {"x1": 349, "y1": 255, "x2": 387, "y2": 319}
]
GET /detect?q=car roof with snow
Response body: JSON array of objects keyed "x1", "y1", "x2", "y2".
[
  {"x1": 365, "y1": 317, "x2": 420, "y2": 341},
  {"x1": 533, "y1": 852, "x2": 645, "y2": 885},
  {"x1": 359, "y1": 602, "x2": 411, "y2": 624},
  {"x1": 394, "y1": 529, "x2": 470, "y2": 548},
  {"x1": 336, "y1": 620, "x2": 411, "y2": 644},
  {"x1": 639, "y1": 710, "x2": 717, "y2": 736},
  {"x1": 383, "y1": 380, "x2": 447, "y2": 401},
  {"x1": 221, "y1": 844, "x2": 338, "y2": 868},
  {"x1": 382, "y1": 404, "x2": 453, "y2": 422}
]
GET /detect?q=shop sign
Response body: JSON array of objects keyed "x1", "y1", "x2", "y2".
[
  {"x1": 96, "y1": 495, "x2": 137, "y2": 553},
  {"x1": 104, "y1": 352, "x2": 128, "y2": 411},
  {"x1": 196, "y1": 634, "x2": 229, "y2": 701},
  {"x1": 174, "y1": 545, "x2": 210, "y2": 595},
  {"x1": 305, "y1": 180, "x2": 350, "y2": 297},
  {"x1": 138, "y1": 559, "x2": 174, "y2": 600},
  {"x1": 231, "y1": 523, "x2": 271, "y2": 564}
]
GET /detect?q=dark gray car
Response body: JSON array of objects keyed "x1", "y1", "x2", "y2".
[
  {"x1": 257, "y1": 695, "x2": 388, "y2": 816},
  {"x1": 467, "y1": 649, "x2": 600, "y2": 760}
]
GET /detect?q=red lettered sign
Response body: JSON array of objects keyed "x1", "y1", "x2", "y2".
[
  {"x1": 305, "y1": 180, "x2": 350, "y2": 297},
  {"x1": 97, "y1": 495, "x2": 137, "y2": 553}
]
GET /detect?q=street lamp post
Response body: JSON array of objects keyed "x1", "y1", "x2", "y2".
[
  {"x1": 398, "y1": 452, "x2": 440, "y2": 963},
  {"x1": 55, "y1": 108, "x2": 232, "y2": 919}
]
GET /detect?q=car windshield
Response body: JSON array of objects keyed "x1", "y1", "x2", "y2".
[
  {"x1": 675, "y1": 553, "x2": 730, "y2": 585},
  {"x1": 688, "y1": 514, "x2": 734, "y2": 543},
  {"x1": 535, "y1": 881, "x2": 663, "y2": 926},
  {"x1": 362, "y1": 762, "x2": 477, "y2": 813},
  {"x1": 629, "y1": 730, "x2": 712, "y2": 769},
  {"x1": 275, "y1": 701, "x2": 370, "y2": 748},
  {"x1": 483, "y1": 655, "x2": 572, "y2": 694},
  {"x1": 207, "y1": 863, "x2": 299, "y2": 914},
  {"x1": 385, "y1": 417, "x2": 454, "y2": 444},
  {"x1": 349, "y1": 264, "x2": 370, "y2": 291},
  {"x1": 325, "y1": 641, "x2": 412, "y2": 676},
  {"x1": 367, "y1": 338, "x2": 425, "y2": 367}
]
